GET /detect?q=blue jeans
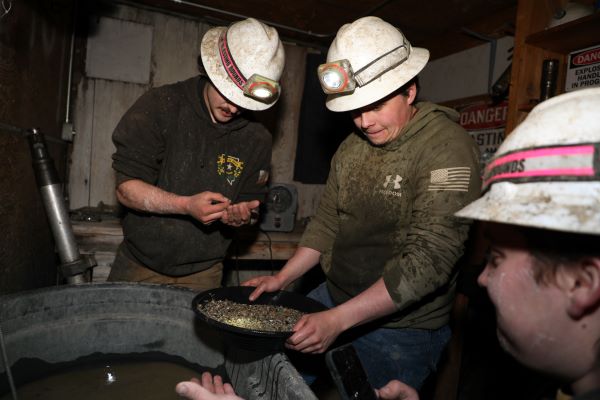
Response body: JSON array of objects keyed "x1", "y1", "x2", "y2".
[{"x1": 303, "y1": 282, "x2": 451, "y2": 390}]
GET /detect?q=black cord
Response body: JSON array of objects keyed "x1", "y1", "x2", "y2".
[
  {"x1": 231, "y1": 231, "x2": 241, "y2": 286},
  {"x1": 259, "y1": 228, "x2": 275, "y2": 275},
  {"x1": 230, "y1": 227, "x2": 276, "y2": 285}
]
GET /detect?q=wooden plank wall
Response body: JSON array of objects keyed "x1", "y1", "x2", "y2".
[
  {"x1": 69, "y1": 5, "x2": 210, "y2": 210},
  {"x1": 69, "y1": 3, "x2": 324, "y2": 220}
]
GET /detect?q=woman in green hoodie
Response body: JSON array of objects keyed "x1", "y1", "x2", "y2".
[{"x1": 244, "y1": 16, "x2": 481, "y2": 390}]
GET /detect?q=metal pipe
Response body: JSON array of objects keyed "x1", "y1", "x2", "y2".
[
  {"x1": 0, "y1": 122, "x2": 21, "y2": 135},
  {"x1": 1, "y1": 125, "x2": 91, "y2": 282},
  {"x1": 27, "y1": 128, "x2": 92, "y2": 283},
  {"x1": 0, "y1": 122, "x2": 65, "y2": 145},
  {"x1": 28, "y1": 129, "x2": 80, "y2": 264},
  {"x1": 39, "y1": 184, "x2": 80, "y2": 264}
]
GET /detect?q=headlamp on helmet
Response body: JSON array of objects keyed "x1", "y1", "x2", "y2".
[
  {"x1": 243, "y1": 74, "x2": 281, "y2": 101},
  {"x1": 218, "y1": 30, "x2": 280, "y2": 104},
  {"x1": 317, "y1": 38, "x2": 410, "y2": 95},
  {"x1": 318, "y1": 59, "x2": 356, "y2": 94}
]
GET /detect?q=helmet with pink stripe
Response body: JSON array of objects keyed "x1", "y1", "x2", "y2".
[
  {"x1": 456, "y1": 88, "x2": 600, "y2": 234},
  {"x1": 200, "y1": 18, "x2": 285, "y2": 111}
]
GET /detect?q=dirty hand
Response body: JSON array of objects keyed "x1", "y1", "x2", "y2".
[
  {"x1": 285, "y1": 310, "x2": 343, "y2": 353},
  {"x1": 242, "y1": 274, "x2": 285, "y2": 301},
  {"x1": 175, "y1": 372, "x2": 242, "y2": 400},
  {"x1": 185, "y1": 192, "x2": 230, "y2": 225},
  {"x1": 375, "y1": 380, "x2": 419, "y2": 400},
  {"x1": 221, "y1": 200, "x2": 259, "y2": 227}
]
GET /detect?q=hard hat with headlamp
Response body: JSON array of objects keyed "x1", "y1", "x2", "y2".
[
  {"x1": 318, "y1": 16, "x2": 429, "y2": 112},
  {"x1": 200, "y1": 18, "x2": 285, "y2": 111},
  {"x1": 456, "y1": 88, "x2": 600, "y2": 235}
]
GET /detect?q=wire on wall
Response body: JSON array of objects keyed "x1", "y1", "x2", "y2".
[
  {"x1": 231, "y1": 229, "x2": 275, "y2": 286},
  {"x1": 0, "y1": 0, "x2": 12, "y2": 20},
  {"x1": 0, "y1": 320, "x2": 18, "y2": 400},
  {"x1": 259, "y1": 229, "x2": 275, "y2": 275}
]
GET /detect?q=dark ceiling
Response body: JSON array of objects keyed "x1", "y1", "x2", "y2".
[{"x1": 125, "y1": 0, "x2": 518, "y2": 59}]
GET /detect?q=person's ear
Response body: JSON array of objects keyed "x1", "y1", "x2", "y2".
[
  {"x1": 565, "y1": 257, "x2": 600, "y2": 319},
  {"x1": 407, "y1": 83, "x2": 417, "y2": 105}
]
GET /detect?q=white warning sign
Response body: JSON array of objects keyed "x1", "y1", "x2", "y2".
[{"x1": 565, "y1": 44, "x2": 600, "y2": 92}]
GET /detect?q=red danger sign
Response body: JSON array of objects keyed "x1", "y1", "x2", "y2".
[
  {"x1": 571, "y1": 47, "x2": 600, "y2": 67},
  {"x1": 566, "y1": 44, "x2": 600, "y2": 92},
  {"x1": 459, "y1": 101, "x2": 508, "y2": 130}
]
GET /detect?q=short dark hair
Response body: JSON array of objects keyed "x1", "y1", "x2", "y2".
[
  {"x1": 350, "y1": 75, "x2": 421, "y2": 115},
  {"x1": 484, "y1": 222, "x2": 599, "y2": 285},
  {"x1": 519, "y1": 226, "x2": 599, "y2": 284},
  {"x1": 397, "y1": 76, "x2": 420, "y2": 98}
]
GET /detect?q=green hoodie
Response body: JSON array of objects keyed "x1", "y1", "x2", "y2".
[{"x1": 300, "y1": 102, "x2": 481, "y2": 329}]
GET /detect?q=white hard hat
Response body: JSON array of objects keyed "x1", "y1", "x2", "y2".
[
  {"x1": 200, "y1": 18, "x2": 285, "y2": 111},
  {"x1": 456, "y1": 88, "x2": 600, "y2": 235},
  {"x1": 322, "y1": 16, "x2": 429, "y2": 112}
]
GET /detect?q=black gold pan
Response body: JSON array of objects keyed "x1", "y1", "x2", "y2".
[{"x1": 192, "y1": 286, "x2": 327, "y2": 353}]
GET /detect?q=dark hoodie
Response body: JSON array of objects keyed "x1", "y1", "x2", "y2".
[
  {"x1": 112, "y1": 75, "x2": 271, "y2": 275},
  {"x1": 300, "y1": 102, "x2": 481, "y2": 329}
]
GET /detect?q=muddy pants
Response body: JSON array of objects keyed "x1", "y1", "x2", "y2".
[{"x1": 107, "y1": 244, "x2": 223, "y2": 292}]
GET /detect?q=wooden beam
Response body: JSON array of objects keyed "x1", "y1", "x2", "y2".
[
  {"x1": 72, "y1": 220, "x2": 302, "y2": 261},
  {"x1": 422, "y1": 6, "x2": 517, "y2": 60}
]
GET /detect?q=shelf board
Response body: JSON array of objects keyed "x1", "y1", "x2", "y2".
[{"x1": 525, "y1": 13, "x2": 600, "y2": 53}]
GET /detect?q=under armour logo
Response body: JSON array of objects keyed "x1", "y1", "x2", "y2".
[{"x1": 383, "y1": 175, "x2": 402, "y2": 189}]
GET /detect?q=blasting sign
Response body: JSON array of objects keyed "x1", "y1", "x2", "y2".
[
  {"x1": 565, "y1": 45, "x2": 600, "y2": 92},
  {"x1": 457, "y1": 100, "x2": 508, "y2": 175}
]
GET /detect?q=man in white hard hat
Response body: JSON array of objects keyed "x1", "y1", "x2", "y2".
[
  {"x1": 108, "y1": 18, "x2": 284, "y2": 290},
  {"x1": 244, "y1": 16, "x2": 481, "y2": 390},
  {"x1": 455, "y1": 87, "x2": 600, "y2": 400},
  {"x1": 175, "y1": 89, "x2": 600, "y2": 400}
]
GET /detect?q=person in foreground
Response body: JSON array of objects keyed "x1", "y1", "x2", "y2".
[
  {"x1": 176, "y1": 88, "x2": 600, "y2": 400},
  {"x1": 175, "y1": 371, "x2": 418, "y2": 400},
  {"x1": 108, "y1": 18, "x2": 284, "y2": 291},
  {"x1": 453, "y1": 87, "x2": 600, "y2": 400},
  {"x1": 244, "y1": 15, "x2": 482, "y2": 390}
]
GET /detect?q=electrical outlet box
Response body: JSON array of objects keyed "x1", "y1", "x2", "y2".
[{"x1": 259, "y1": 184, "x2": 298, "y2": 232}]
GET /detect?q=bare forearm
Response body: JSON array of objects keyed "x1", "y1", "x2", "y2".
[
  {"x1": 278, "y1": 246, "x2": 322, "y2": 288},
  {"x1": 332, "y1": 278, "x2": 397, "y2": 331},
  {"x1": 116, "y1": 179, "x2": 189, "y2": 214},
  {"x1": 244, "y1": 246, "x2": 323, "y2": 301},
  {"x1": 116, "y1": 179, "x2": 231, "y2": 225}
]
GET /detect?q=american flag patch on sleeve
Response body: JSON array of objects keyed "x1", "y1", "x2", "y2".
[{"x1": 428, "y1": 167, "x2": 471, "y2": 192}]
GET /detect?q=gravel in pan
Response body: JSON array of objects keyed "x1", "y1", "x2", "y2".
[{"x1": 197, "y1": 299, "x2": 304, "y2": 332}]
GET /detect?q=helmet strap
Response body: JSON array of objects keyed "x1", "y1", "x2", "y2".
[{"x1": 218, "y1": 30, "x2": 247, "y2": 91}]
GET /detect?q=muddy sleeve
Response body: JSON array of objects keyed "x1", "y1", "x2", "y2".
[
  {"x1": 111, "y1": 91, "x2": 167, "y2": 186},
  {"x1": 383, "y1": 130, "x2": 482, "y2": 310}
]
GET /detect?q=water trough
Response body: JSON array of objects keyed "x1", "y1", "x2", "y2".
[{"x1": 0, "y1": 282, "x2": 317, "y2": 399}]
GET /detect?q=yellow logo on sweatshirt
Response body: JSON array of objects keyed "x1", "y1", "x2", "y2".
[{"x1": 217, "y1": 154, "x2": 244, "y2": 185}]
